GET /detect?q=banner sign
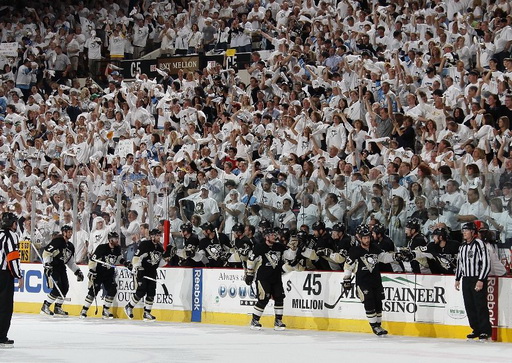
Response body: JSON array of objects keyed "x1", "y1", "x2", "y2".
[
  {"x1": 0, "y1": 42, "x2": 18, "y2": 57},
  {"x1": 158, "y1": 56, "x2": 200, "y2": 75}
]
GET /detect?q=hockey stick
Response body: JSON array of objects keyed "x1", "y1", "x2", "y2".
[
  {"x1": 92, "y1": 259, "x2": 170, "y2": 295},
  {"x1": 30, "y1": 243, "x2": 71, "y2": 301},
  {"x1": 91, "y1": 278, "x2": 99, "y2": 315},
  {"x1": 324, "y1": 277, "x2": 354, "y2": 309}
]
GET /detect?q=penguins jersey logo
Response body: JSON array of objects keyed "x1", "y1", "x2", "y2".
[
  {"x1": 206, "y1": 244, "x2": 223, "y2": 259},
  {"x1": 106, "y1": 253, "x2": 119, "y2": 266},
  {"x1": 148, "y1": 251, "x2": 162, "y2": 266},
  {"x1": 236, "y1": 243, "x2": 251, "y2": 256},
  {"x1": 360, "y1": 254, "x2": 379, "y2": 273},
  {"x1": 62, "y1": 247, "x2": 73, "y2": 264},
  {"x1": 437, "y1": 254, "x2": 455, "y2": 270},
  {"x1": 265, "y1": 251, "x2": 282, "y2": 269}
]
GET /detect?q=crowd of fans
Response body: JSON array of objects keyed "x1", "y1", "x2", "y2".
[{"x1": 0, "y1": 0, "x2": 511, "y2": 274}]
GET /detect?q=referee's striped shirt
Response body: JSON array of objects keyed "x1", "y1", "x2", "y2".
[
  {"x1": 0, "y1": 228, "x2": 22, "y2": 279},
  {"x1": 455, "y1": 238, "x2": 490, "y2": 281}
]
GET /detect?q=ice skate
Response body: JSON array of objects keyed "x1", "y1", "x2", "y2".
[
  {"x1": 54, "y1": 306, "x2": 69, "y2": 317},
  {"x1": 372, "y1": 325, "x2": 387, "y2": 336},
  {"x1": 79, "y1": 308, "x2": 88, "y2": 319},
  {"x1": 143, "y1": 310, "x2": 156, "y2": 322},
  {"x1": 274, "y1": 318, "x2": 286, "y2": 331},
  {"x1": 40, "y1": 302, "x2": 54, "y2": 316},
  {"x1": 466, "y1": 332, "x2": 478, "y2": 340},
  {"x1": 102, "y1": 308, "x2": 114, "y2": 320},
  {"x1": 0, "y1": 339, "x2": 14, "y2": 349},
  {"x1": 250, "y1": 318, "x2": 262, "y2": 330},
  {"x1": 478, "y1": 333, "x2": 490, "y2": 342},
  {"x1": 124, "y1": 305, "x2": 133, "y2": 320}
]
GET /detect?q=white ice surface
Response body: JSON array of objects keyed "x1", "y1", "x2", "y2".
[{"x1": 3, "y1": 314, "x2": 512, "y2": 363}]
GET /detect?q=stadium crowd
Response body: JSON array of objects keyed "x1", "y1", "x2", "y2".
[{"x1": 0, "y1": 0, "x2": 511, "y2": 273}]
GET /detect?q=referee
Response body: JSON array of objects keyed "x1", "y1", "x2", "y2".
[
  {"x1": 455, "y1": 222, "x2": 491, "y2": 341},
  {"x1": 0, "y1": 212, "x2": 23, "y2": 348}
]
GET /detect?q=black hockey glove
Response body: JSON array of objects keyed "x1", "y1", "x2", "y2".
[
  {"x1": 342, "y1": 278, "x2": 354, "y2": 292},
  {"x1": 75, "y1": 269, "x2": 84, "y2": 282},
  {"x1": 316, "y1": 248, "x2": 331, "y2": 257},
  {"x1": 244, "y1": 273, "x2": 254, "y2": 286}
]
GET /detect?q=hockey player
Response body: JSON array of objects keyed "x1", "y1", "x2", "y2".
[
  {"x1": 124, "y1": 229, "x2": 165, "y2": 321},
  {"x1": 245, "y1": 227, "x2": 288, "y2": 331},
  {"x1": 425, "y1": 228, "x2": 459, "y2": 274},
  {"x1": 0, "y1": 212, "x2": 23, "y2": 348},
  {"x1": 198, "y1": 223, "x2": 231, "y2": 267},
  {"x1": 343, "y1": 224, "x2": 404, "y2": 336},
  {"x1": 40, "y1": 226, "x2": 84, "y2": 316},
  {"x1": 80, "y1": 232, "x2": 130, "y2": 319},
  {"x1": 176, "y1": 222, "x2": 201, "y2": 267},
  {"x1": 329, "y1": 223, "x2": 353, "y2": 270},
  {"x1": 228, "y1": 223, "x2": 253, "y2": 269},
  {"x1": 311, "y1": 222, "x2": 335, "y2": 271},
  {"x1": 403, "y1": 218, "x2": 429, "y2": 273},
  {"x1": 372, "y1": 224, "x2": 397, "y2": 272}
]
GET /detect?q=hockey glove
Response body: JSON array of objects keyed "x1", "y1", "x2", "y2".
[
  {"x1": 343, "y1": 278, "x2": 354, "y2": 292},
  {"x1": 75, "y1": 269, "x2": 85, "y2": 282},
  {"x1": 316, "y1": 248, "x2": 331, "y2": 257},
  {"x1": 244, "y1": 273, "x2": 254, "y2": 286},
  {"x1": 43, "y1": 263, "x2": 54, "y2": 288},
  {"x1": 43, "y1": 263, "x2": 53, "y2": 277}
]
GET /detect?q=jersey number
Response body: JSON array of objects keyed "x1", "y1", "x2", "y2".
[{"x1": 303, "y1": 273, "x2": 322, "y2": 296}]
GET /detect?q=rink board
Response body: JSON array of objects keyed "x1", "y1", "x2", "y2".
[
  {"x1": 13, "y1": 264, "x2": 512, "y2": 341},
  {"x1": 14, "y1": 264, "x2": 193, "y2": 322}
]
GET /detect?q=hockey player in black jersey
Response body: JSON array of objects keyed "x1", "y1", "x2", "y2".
[
  {"x1": 426, "y1": 228, "x2": 459, "y2": 274},
  {"x1": 198, "y1": 223, "x2": 231, "y2": 267},
  {"x1": 329, "y1": 223, "x2": 353, "y2": 270},
  {"x1": 79, "y1": 232, "x2": 130, "y2": 319},
  {"x1": 404, "y1": 218, "x2": 429, "y2": 273},
  {"x1": 311, "y1": 221, "x2": 337, "y2": 271},
  {"x1": 372, "y1": 224, "x2": 396, "y2": 273},
  {"x1": 177, "y1": 222, "x2": 201, "y2": 267},
  {"x1": 40, "y1": 226, "x2": 84, "y2": 316},
  {"x1": 227, "y1": 223, "x2": 253, "y2": 269},
  {"x1": 124, "y1": 229, "x2": 165, "y2": 321},
  {"x1": 245, "y1": 228, "x2": 288, "y2": 331},
  {"x1": 343, "y1": 224, "x2": 404, "y2": 336}
]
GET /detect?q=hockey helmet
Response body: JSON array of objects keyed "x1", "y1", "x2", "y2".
[
  {"x1": 356, "y1": 224, "x2": 371, "y2": 237},
  {"x1": 263, "y1": 227, "x2": 276, "y2": 237},
  {"x1": 432, "y1": 228, "x2": 448, "y2": 239},
  {"x1": 200, "y1": 222, "x2": 214, "y2": 231},
  {"x1": 331, "y1": 223, "x2": 346, "y2": 233},
  {"x1": 297, "y1": 230, "x2": 309, "y2": 242},
  {"x1": 373, "y1": 224, "x2": 386, "y2": 236},
  {"x1": 149, "y1": 228, "x2": 160, "y2": 236},
  {"x1": 461, "y1": 222, "x2": 477, "y2": 231},
  {"x1": 259, "y1": 219, "x2": 272, "y2": 229},
  {"x1": 180, "y1": 222, "x2": 193, "y2": 233},
  {"x1": 232, "y1": 223, "x2": 245, "y2": 233},
  {"x1": 406, "y1": 218, "x2": 421, "y2": 231},
  {"x1": 108, "y1": 231, "x2": 119, "y2": 240},
  {"x1": 278, "y1": 227, "x2": 290, "y2": 238},
  {"x1": 61, "y1": 225, "x2": 73, "y2": 232},
  {"x1": 1, "y1": 212, "x2": 18, "y2": 229},
  {"x1": 312, "y1": 221, "x2": 326, "y2": 231}
]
